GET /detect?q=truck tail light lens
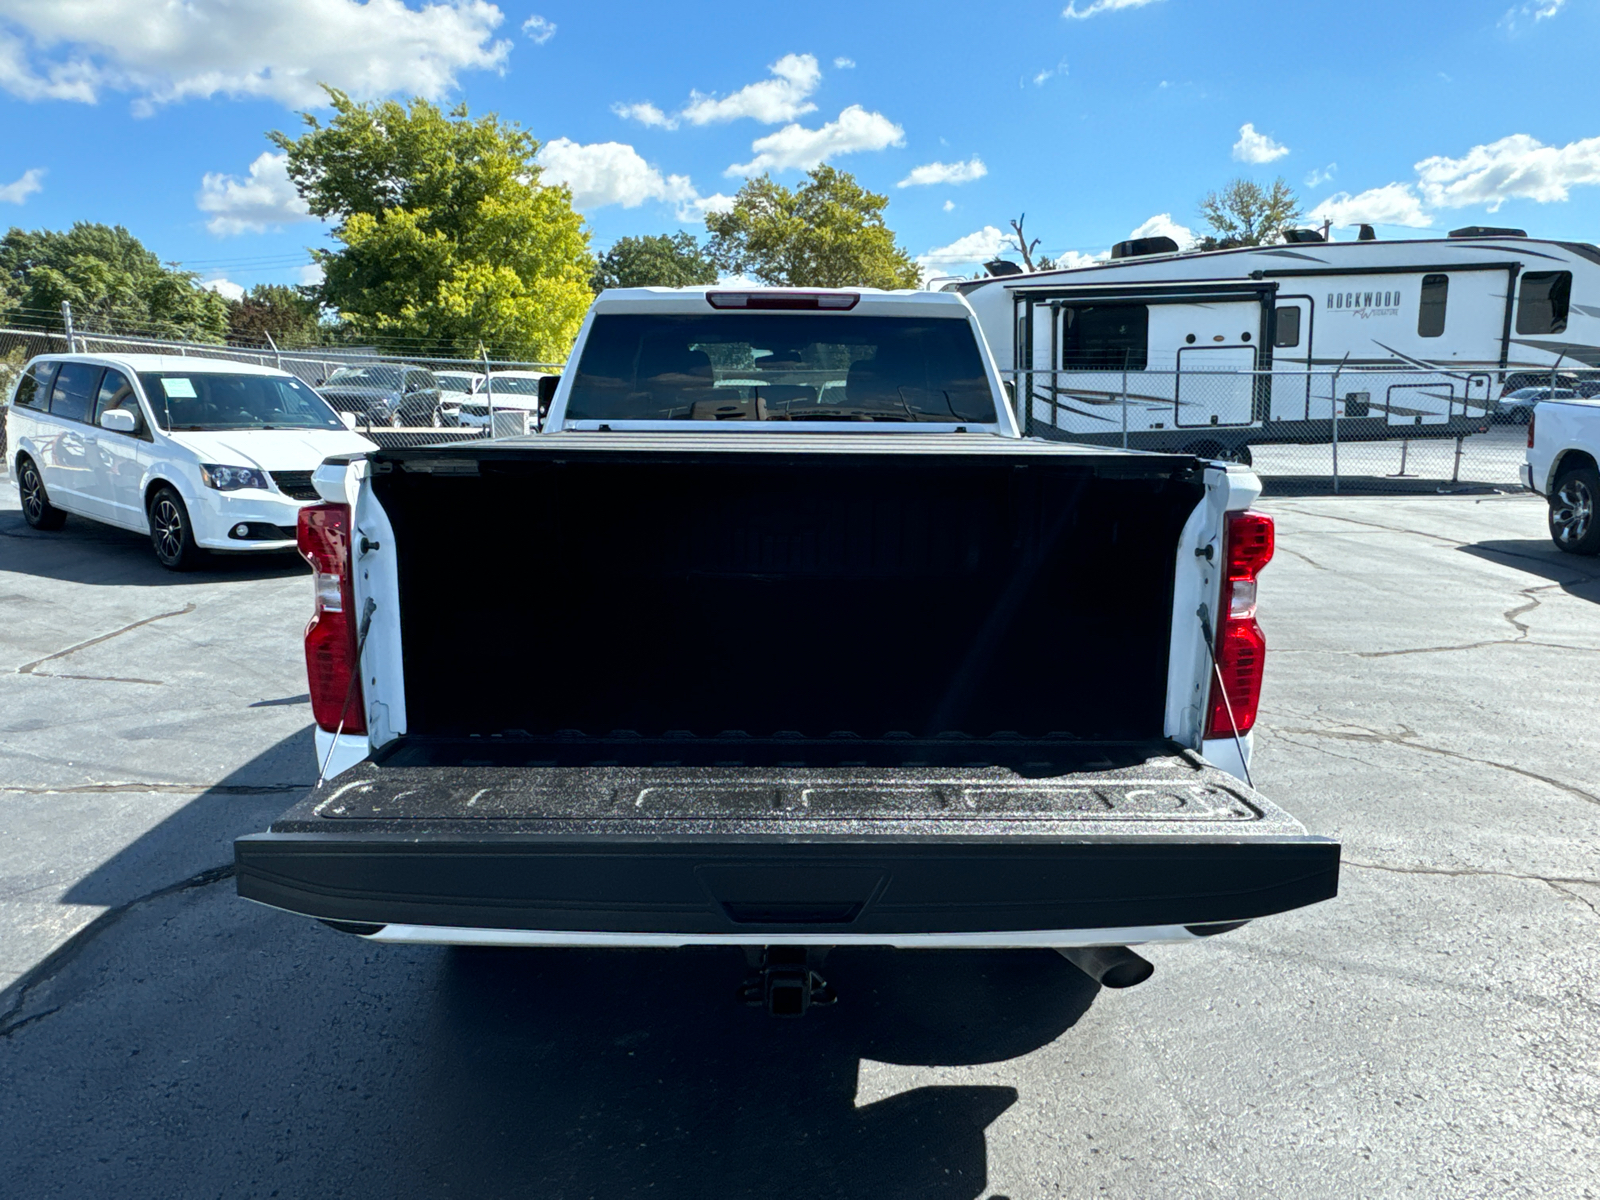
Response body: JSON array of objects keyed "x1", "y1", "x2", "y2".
[
  {"x1": 297, "y1": 503, "x2": 365, "y2": 734},
  {"x1": 1207, "y1": 510, "x2": 1274, "y2": 738},
  {"x1": 1527, "y1": 411, "x2": 1536, "y2": 449}
]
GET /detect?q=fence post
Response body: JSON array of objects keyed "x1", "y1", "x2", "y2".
[
  {"x1": 1452, "y1": 436, "x2": 1464, "y2": 484},
  {"x1": 1329, "y1": 355, "x2": 1349, "y2": 495},
  {"x1": 1120, "y1": 349, "x2": 1129, "y2": 451},
  {"x1": 59, "y1": 300, "x2": 74, "y2": 353},
  {"x1": 264, "y1": 330, "x2": 282, "y2": 371},
  {"x1": 481, "y1": 346, "x2": 493, "y2": 436}
]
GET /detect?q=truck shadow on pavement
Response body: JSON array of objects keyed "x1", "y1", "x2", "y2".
[
  {"x1": 1457, "y1": 538, "x2": 1600, "y2": 602},
  {"x1": 418, "y1": 942, "x2": 1092, "y2": 1198},
  {"x1": 0, "y1": 507, "x2": 304, "y2": 587}
]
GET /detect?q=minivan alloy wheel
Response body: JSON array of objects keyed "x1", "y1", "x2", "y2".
[
  {"x1": 20, "y1": 461, "x2": 45, "y2": 521},
  {"x1": 152, "y1": 496, "x2": 185, "y2": 559}
]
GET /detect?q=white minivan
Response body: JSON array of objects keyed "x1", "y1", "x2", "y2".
[{"x1": 7, "y1": 353, "x2": 376, "y2": 570}]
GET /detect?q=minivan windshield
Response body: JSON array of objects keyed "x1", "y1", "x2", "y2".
[
  {"x1": 138, "y1": 371, "x2": 345, "y2": 431},
  {"x1": 565, "y1": 313, "x2": 998, "y2": 423}
]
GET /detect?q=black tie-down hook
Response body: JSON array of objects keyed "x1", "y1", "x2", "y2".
[{"x1": 740, "y1": 946, "x2": 837, "y2": 1017}]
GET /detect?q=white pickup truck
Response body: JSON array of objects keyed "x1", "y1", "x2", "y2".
[
  {"x1": 234, "y1": 287, "x2": 1338, "y2": 1013},
  {"x1": 1523, "y1": 400, "x2": 1600, "y2": 554}
]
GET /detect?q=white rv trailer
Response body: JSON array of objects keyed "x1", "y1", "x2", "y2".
[{"x1": 956, "y1": 228, "x2": 1600, "y2": 456}]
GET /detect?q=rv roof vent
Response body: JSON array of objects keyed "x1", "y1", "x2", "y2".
[
  {"x1": 984, "y1": 259, "x2": 1025, "y2": 277},
  {"x1": 1110, "y1": 236, "x2": 1179, "y2": 260},
  {"x1": 1449, "y1": 225, "x2": 1527, "y2": 238},
  {"x1": 1358, "y1": 224, "x2": 1377, "y2": 241},
  {"x1": 1283, "y1": 228, "x2": 1326, "y2": 244}
]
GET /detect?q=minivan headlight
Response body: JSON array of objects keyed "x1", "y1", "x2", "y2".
[{"x1": 198, "y1": 464, "x2": 269, "y2": 491}]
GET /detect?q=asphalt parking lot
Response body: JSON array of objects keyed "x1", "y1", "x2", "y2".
[{"x1": 2, "y1": 477, "x2": 1598, "y2": 1199}]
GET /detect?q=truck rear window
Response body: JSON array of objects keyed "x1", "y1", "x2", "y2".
[{"x1": 565, "y1": 313, "x2": 998, "y2": 423}]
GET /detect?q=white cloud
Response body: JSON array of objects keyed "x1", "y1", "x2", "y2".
[
  {"x1": 1233, "y1": 123, "x2": 1289, "y2": 164},
  {"x1": 1129, "y1": 212, "x2": 1193, "y2": 246},
  {"x1": 677, "y1": 192, "x2": 736, "y2": 223},
  {"x1": 1033, "y1": 60, "x2": 1068, "y2": 86},
  {"x1": 0, "y1": 0, "x2": 511, "y2": 113},
  {"x1": 1305, "y1": 162, "x2": 1337, "y2": 188},
  {"x1": 0, "y1": 167, "x2": 45, "y2": 204},
  {"x1": 834, "y1": 57, "x2": 855, "y2": 69},
  {"x1": 1052, "y1": 249, "x2": 1111, "y2": 269},
  {"x1": 613, "y1": 101, "x2": 676, "y2": 129},
  {"x1": 943, "y1": 199, "x2": 956, "y2": 212},
  {"x1": 1502, "y1": 0, "x2": 1566, "y2": 29},
  {"x1": 897, "y1": 157, "x2": 987, "y2": 188},
  {"x1": 1415, "y1": 132, "x2": 1600, "y2": 211},
  {"x1": 521, "y1": 14, "x2": 555, "y2": 43},
  {"x1": 916, "y1": 225, "x2": 1011, "y2": 270},
  {"x1": 202, "y1": 276, "x2": 245, "y2": 302},
  {"x1": 197, "y1": 152, "x2": 314, "y2": 236},
  {"x1": 727, "y1": 105, "x2": 904, "y2": 176},
  {"x1": 1309, "y1": 183, "x2": 1432, "y2": 229},
  {"x1": 298, "y1": 262, "x2": 326, "y2": 286},
  {"x1": 537, "y1": 137, "x2": 697, "y2": 210},
  {"x1": 681, "y1": 53, "x2": 820, "y2": 126},
  {"x1": 1063, "y1": 0, "x2": 1162, "y2": 17}
]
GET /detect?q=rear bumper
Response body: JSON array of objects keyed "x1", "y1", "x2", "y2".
[{"x1": 235, "y1": 754, "x2": 1339, "y2": 943}]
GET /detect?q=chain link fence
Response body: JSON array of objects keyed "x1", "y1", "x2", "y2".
[
  {"x1": 1, "y1": 314, "x2": 1570, "y2": 493},
  {"x1": 0, "y1": 316, "x2": 565, "y2": 454},
  {"x1": 1007, "y1": 364, "x2": 1568, "y2": 494}
]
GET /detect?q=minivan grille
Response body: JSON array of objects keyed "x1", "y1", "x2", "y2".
[{"x1": 271, "y1": 470, "x2": 319, "y2": 501}]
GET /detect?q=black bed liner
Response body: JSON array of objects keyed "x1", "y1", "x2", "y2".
[{"x1": 235, "y1": 745, "x2": 1339, "y2": 936}]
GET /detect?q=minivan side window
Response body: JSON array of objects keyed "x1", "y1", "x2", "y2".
[
  {"x1": 47, "y1": 362, "x2": 102, "y2": 423},
  {"x1": 1517, "y1": 271, "x2": 1572, "y2": 335},
  {"x1": 1418, "y1": 274, "x2": 1449, "y2": 338},
  {"x1": 11, "y1": 361, "x2": 58, "y2": 410},
  {"x1": 94, "y1": 369, "x2": 150, "y2": 439}
]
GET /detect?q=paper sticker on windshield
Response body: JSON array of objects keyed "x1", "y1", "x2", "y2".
[{"x1": 161, "y1": 378, "x2": 198, "y2": 398}]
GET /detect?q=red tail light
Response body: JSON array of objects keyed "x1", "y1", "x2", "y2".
[
  {"x1": 1527, "y1": 411, "x2": 1536, "y2": 449},
  {"x1": 297, "y1": 503, "x2": 365, "y2": 734},
  {"x1": 1206, "y1": 510, "x2": 1274, "y2": 738}
]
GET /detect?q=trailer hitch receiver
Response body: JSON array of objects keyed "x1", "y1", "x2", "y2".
[{"x1": 740, "y1": 947, "x2": 836, "y2": 1018}]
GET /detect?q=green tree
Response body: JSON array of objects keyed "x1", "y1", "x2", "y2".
[
  {"x1": 1197, "y1": 178, "x2": 1304, "y2": 249},
  {"x1": 704, "y1": 166, "x2": 920, "y2": 289},
  {"x1": 0, "y1": 223, "x2": 230, "y2": 341},
  {"x1": 592, "y1": 232, "x2": 718, "y2": 292},
  {"x1": 227, "y1": 283, "x2": 326, "y2": 348},
  {"x1": 272, "y1": 88, "x2": 594, "y2": 361}
]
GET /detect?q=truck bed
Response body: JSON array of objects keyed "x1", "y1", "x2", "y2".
[{"x1": 235, "y1": 742, "x2": 1338, "y2": 940}]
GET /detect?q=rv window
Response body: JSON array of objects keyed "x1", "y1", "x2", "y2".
[
  {"x1": 1274, "y1": 306, "x2": 1302, "y2": 348},
  {"x1": 1418, "y1": 274, "x2": 1448, "y2": 338},
  {"x1": 1061, "y1": 304, "x2": 1148, "y2": 370},
  {"x1": 1516, "y1": 271, "x2": 1572, "y2": 335}
]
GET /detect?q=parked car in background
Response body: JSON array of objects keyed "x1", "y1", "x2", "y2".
[
  {"x1": 1498, "y1": 386, "x2": 1580, "y2": 423},
  {"x1": 1523, "y1": 392, "x2": 1600, "y2": 553},
  {"x1": 432, "y1": 370, "x2": 483, "y2": 427},
  {"x1": 316, "y1": 364, "x2": 442, "y2": 427},
  {"x1": 7, "y1": 353, "x2": 376, "y2": 569},
  {"x1": 456, "y1": 370, "x2": 554, "y2": 430}
]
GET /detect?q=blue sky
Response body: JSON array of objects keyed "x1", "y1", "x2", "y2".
[{"x1": 2, "y1": 0, "x2": 1599, "y2": 298}]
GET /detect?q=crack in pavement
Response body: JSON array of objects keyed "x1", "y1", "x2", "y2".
[
  {"x1": 14, "y1": 604, "x2": 195, "y2": 678},
  {"x1": 1346, "y1": 860, "x2": 1600, "y2": 923},
  {"x1": 1278, "y1": 546, "x2": 1330, "y2": 572},
  {"x1": 0, "y1": 863, "x2": 235, "y2": 1038},
  {"x1": 1267, "y1": 721, "x2": 1600, "y2": 808},
  {"x1": 1352, "y1": 585, "x2": 1556, "y2": 657}
]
